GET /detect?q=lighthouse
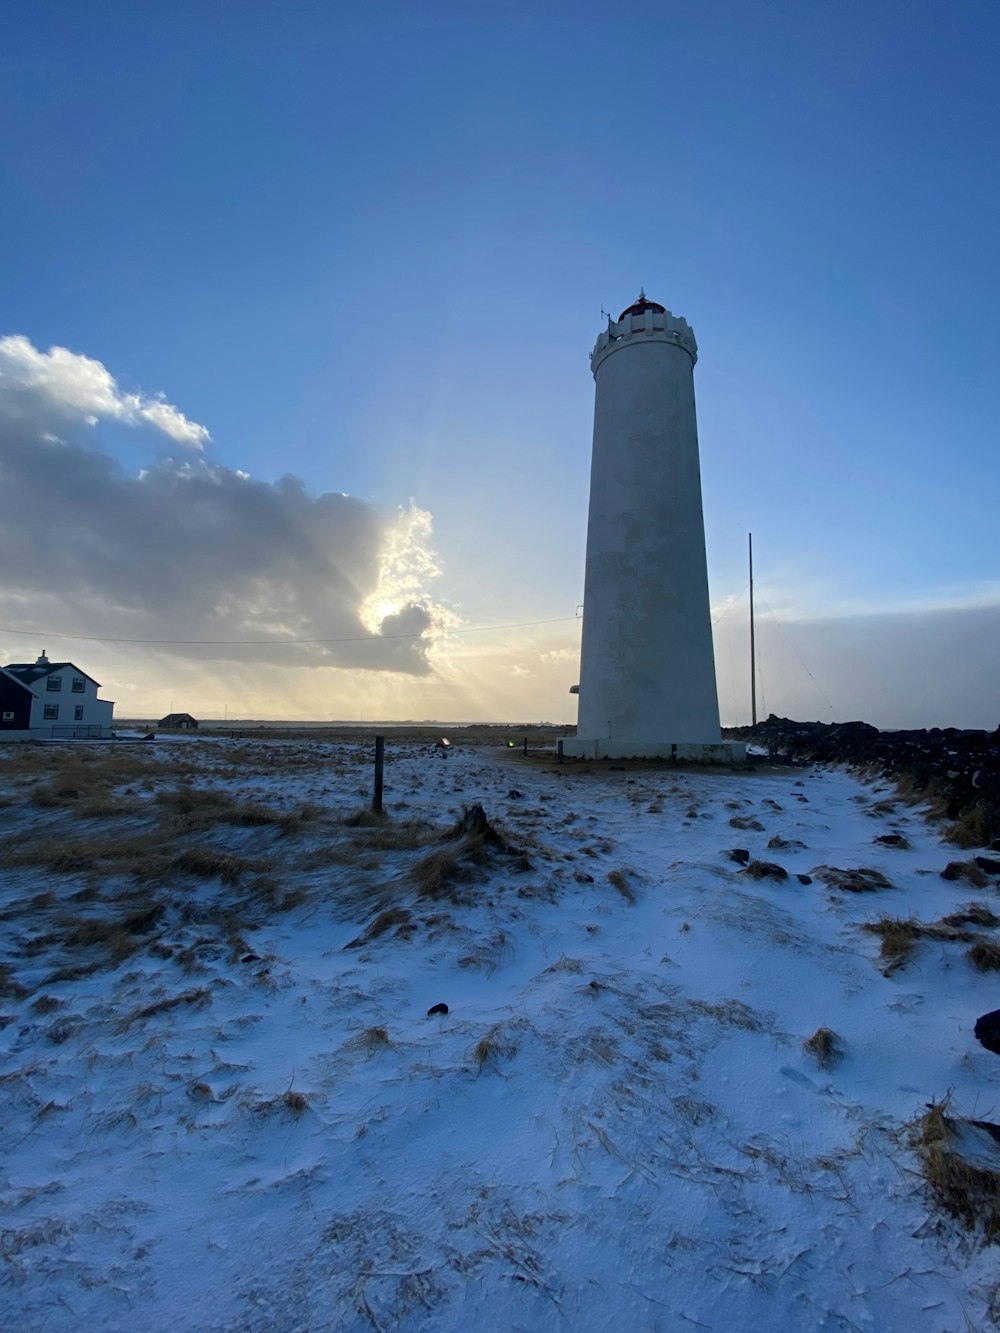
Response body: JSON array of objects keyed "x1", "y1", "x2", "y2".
[{"x1": 563, "y1": 292, "x2": 743, "y2": 762}]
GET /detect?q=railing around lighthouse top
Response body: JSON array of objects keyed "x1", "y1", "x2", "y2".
[{"x1": 590, "y1": 306, "x2": 698, "y2": 375}]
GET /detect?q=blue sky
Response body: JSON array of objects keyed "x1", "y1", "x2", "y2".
[{"x1": 1, "y1": 2, "x2": 998, "y2": 725}]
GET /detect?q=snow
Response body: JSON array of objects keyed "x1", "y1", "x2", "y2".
[{"x1": 2, "y1": 740, "x2": 999, "y2": 1330}]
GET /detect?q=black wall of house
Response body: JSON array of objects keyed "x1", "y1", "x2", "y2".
[{"x1": 0, "y1": 676, "x2": 32, "y2": 729}]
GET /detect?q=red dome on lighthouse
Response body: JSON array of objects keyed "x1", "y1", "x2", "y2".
[{"x1": 618, "y1": 288, "x2": 666, "y2": 320}]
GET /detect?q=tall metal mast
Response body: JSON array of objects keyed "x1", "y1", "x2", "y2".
[{"x1": 749, "y1": 532, "x2": 757, "y2": 727}]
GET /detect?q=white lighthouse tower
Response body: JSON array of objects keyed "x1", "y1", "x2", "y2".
[{"x1": 564, "y1": 292, "x2": 743, "y2": 762}]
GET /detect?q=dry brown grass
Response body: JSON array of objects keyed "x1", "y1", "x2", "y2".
[
  {"x1": 156, "y1": 784, "x2": 314, "y2": 835},
  {"x1": 863, "y1": 912, "x2": 985, "y2": 973},
  {"x1": 915, "y1": 1097, "x2": 1000, "y2": 1242},
  {"x1": 469, "y1": 1025, "x2": 516, "y2": 1074},
  {"x1": 607, "y1": 868, "x2": 636, "y2": 904},
  {"x1": 803, "y1": 1026, "x2": 844, "y2": 1068},
  {"x1": 969, "y1": 941, "x2": 1000, "y2": 972},
  {"x1": 862, "y1": 916, "x2": 924, "y2": 970},
  {"x1": 941, "y1": 859, "x2": 990, "y2": 888},
  {"x1": 941, "y1": 904, "x2": 1000, "y2": 928},
  {"x1": 357, "y1": 1026, "x2": 391, "y2": 1053},
  {"x1": 346, "y1": 907, "x2": 413, "y2": 949},
  {"x1": 946, "y1": 805, "x2": 993, "y2": 850},
  {"x1": 131, "y1": 987, "x2": 213, "y2": 1022}
]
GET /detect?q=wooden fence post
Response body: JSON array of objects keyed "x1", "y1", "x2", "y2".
[{"x1": 372, "y1": 735, "x2": 385, "y2": 813}]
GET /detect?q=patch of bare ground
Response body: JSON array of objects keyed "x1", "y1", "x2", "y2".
[
  {"x1": 744, "y1": 860, "x2": 788, "y2": 881},
  {"x1": 915, "y1": 1097, "x2": 1000, "y2": 1242},
  {"x1": 814, "y1": 865, "x2": 894, "y2": 893}
]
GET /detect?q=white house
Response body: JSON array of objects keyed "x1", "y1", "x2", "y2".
[{"x1": 0, "y1": 652, "x2": 115, "y2": 741}]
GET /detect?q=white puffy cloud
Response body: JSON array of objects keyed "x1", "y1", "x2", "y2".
[
  {"x1": 0, "y1": 335, "x2": 452, "y2": 677},
  {"x1": 0, "y1": 334, "x2": 210, "y2": 449}
]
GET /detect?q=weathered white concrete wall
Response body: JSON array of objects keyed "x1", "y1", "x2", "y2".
[{"x1": 566, "y1": 304, "x2": 736, "y2": 760}]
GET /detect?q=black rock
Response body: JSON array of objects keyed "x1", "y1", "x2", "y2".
[
  {"x1": 975, "y1": 856, "x2": 1000, "y2": 876},
  {"x1": 874, "y1": 834, "x2": 906, "y2": 847},
  {"x1": 241, "y1": 953, "x2": 260, "y2": 963},
  {"x1": 797, "y1": 874, "x2": 813, "y2": 885},
  {"x1": 975, "y1": 1009, "x2": 1000, "y2": 1055},
  {"x1": 506, "y1": 789, "x2": 524, "y2": 799},
  {"x1": 426, "y1": 1002, "x2": 449, "y2": 1017},
  {"x1": 729, "y1": 848, "x2": 751, "y2": 865}
]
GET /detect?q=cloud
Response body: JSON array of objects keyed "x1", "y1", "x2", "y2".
[
  {"x1": 0, "y1": 334, "x2": 210, "y2": 449},
  {"x1": 712, "y1": 601, "x2": 1000, "y2": 731},
  {"x1": 0, "y1": 337, "x2": 450, "y2": 675}
]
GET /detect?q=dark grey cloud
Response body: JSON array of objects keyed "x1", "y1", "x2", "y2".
[
  {"x1": 717, "y1": 602, "x2": 1000, "y2": 730},
  {"x1": 0, "y1": 346, "x2": 439, "y2": 674}
]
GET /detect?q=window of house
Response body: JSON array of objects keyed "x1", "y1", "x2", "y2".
[
  {"x1": 2, "y1": 711, "x2": 13, "y2": 721},
  {"x1": 71, "y1": 677, "x2": 85, "y2": 693},
  {"x1": 44, "y1": 703, "x2": 59, "y2": 720},
  {"x1": 75, "y1": 705, "x2": 85, "y2": 721},
  {"x1": 47, "y1": 676, "x2": 62, "y2": 691}
]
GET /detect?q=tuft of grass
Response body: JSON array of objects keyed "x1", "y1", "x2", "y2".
[
  {"x1": 803, "y1": 1026, "x2": 844, "y2": 1068},
  {"x1": 729, "y1": 815, "x2": 765, "y2": 832},
  {"x1": 0, "y1": 964, "x2": 29, "y2": 999},
  {"x1": 862, "y1": 915, "x2": 923, "y2": 970},
  {"x1": 412, "y1": 847, "x2": 464, "y2": 901},
  {"x1": 941, "y1": 860, "x2": 990, "y2": 888},
  {"x1": 172, "y1": 848, "x2": 257, "y2": 885},
  {"x1": 358, "y1": 1025, "x2": 391, "y2": 1053},
  {"x1": 607, "y1": 868, "x2": 636, "y2": 904},
  {"x1": 968, "y1": 941, "x2": 1000, "y2": 972},
  {"x1": 946, "y1": 805, "x2": 992, "y2": 850},
  {"x1": 915, "y1": 1096, "x2": 1000, "y2": 1241},
  {"x1": 283, "y1": 1090, "x2": 309, "y2": 1113},
  {"x1": 468, "y1": 1024, "x2": 516, "y2": 1074},
  {"x1": 942, "y1": 903, "x2": 1000, "y2": 929},
  {"x1": 132, "y1": 987, "x2": 212, "y2": 1022},
  {"x1": 345, "y1": 907, "x2": 413, "y2": 948}
]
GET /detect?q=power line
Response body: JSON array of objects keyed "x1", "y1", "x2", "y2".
[{"x1": 0, "y1": 615, "x2": 581, "y2": 648}]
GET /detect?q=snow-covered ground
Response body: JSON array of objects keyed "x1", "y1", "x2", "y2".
[{"x1": 2, "y1": 739, "x2": 999, "y2": 1330}]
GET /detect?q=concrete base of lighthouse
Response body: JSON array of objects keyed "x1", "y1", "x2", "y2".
[{"x1": 562, "y1": 737, "x2": 746, "y2": 763}]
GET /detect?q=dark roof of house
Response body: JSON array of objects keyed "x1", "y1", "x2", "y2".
[
  {"x1": 160, "y1": 713, "x2": 198, "y2": 725},
  {"x1": 4, "y1": 662, "x2": 102, "y2": 687},
  {"x1": 0, "y1": 667, "x2": 35, "y2": 695}
]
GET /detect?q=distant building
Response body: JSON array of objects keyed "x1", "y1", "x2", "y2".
[
  {"x1": 0, "y1": 652, "x2": 114, "y2": 741},
  {"x1": 159, "y1": 713, "x2": 199, "y2": 730}
]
